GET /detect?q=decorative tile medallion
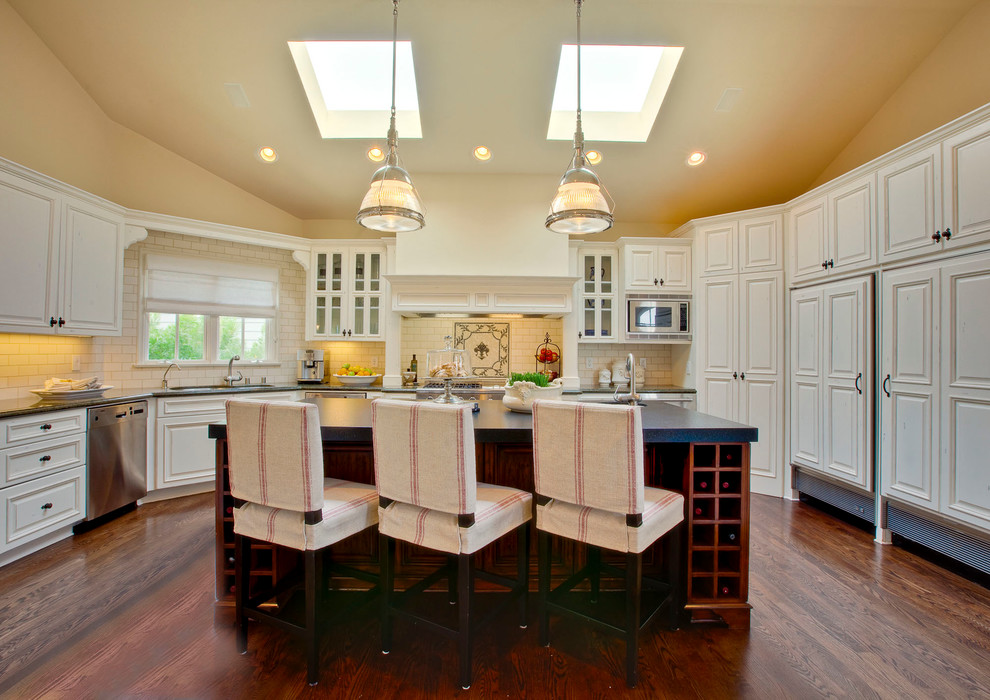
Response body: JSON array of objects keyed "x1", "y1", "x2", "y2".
[{"x1": 453, "y1": 322, "x2": 510, "y2": 378}]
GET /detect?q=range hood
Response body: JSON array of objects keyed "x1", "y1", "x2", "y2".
[{"x1": 386, "y1": 274, "x2": 580, "y2": 317}]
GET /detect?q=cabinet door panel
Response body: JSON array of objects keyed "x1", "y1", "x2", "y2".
[
  {"x1": 823, "y1": 277, "x2": 872, "y2": 490},
  {"x1": 158, "y1": 416, "x2": 224, "y2": 488},
  {"x1": 880, "y1": 266, "x2": 939, "y2": 509},
  {"x1": 790, "y1": 198, "x2": 827, "y2": 282},
  {"x1": 700, "y1": 223, "x2": 736, "y2": 276},
  {"x1": 739, "y1": 273, "x2": 781, "y2": 377},
  {"x1": 0, "y1": 173, "x2": 60, "y2": 331},
  {"x1": 624, "y1": 246, "x2": 658, "y2": 289},
  {"x1": 702, "y1": 376, "x2": 736, "y2": 421},
  {"x1": 740, "y1": 216, "x2": 780, "y2": 272},
  {"x1": 940, "y1": 253, "x2": 990, "y2": 528},
  {"x1": 829, "y1": 176, "x2": 875, "y2": 272},
  {"x1": 878, "y1": 145, "x2": 941, "y2": 263},
  {"x1": 60, "y1": 199, "x2": 123, "y2": 334},
  {"x1": 790, "y1": 289, "x2": 822, "y2": 470},
  {"x1": 740, "y1": 378, "x2": 778, "y2": 482},
  {"x1": 701, "y1": 277, "x2": 736, "y2": 373},
  {"x1": 943, "y1": 122, "x2": 990, "y2": 248},
  {"x1": 659, "y1": 247, "x2": 691, "y2": 291}
]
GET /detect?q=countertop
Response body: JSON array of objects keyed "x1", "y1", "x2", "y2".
[
  {"x1": 0, "y1": 382, "x2": 695, "y2": 419},
  {"x1": 209, "y1": 397, "x2": 757, "y2": 445}
]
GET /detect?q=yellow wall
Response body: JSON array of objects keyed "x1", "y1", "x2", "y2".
[
  {"x1": 814, "y1": 0, "x2": 990, "y2": 186},
  {"x1": 0, "y1": 0, "x2": 302, "y2": 236}
]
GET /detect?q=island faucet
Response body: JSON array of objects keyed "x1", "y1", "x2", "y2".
[
  {"x1": 224, "y1": 355, "x2": 243, "y2": 387},
  {"x1": 614, "y1": 353, "x2": 642, "y2": 406},
  {"x1": 162, "y1": 362, "x2": 180, "y2": 389}
]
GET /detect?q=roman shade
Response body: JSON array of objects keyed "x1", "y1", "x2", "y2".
[{"x1": 143, "y1": 253, "x2": 278, "y2": 318}]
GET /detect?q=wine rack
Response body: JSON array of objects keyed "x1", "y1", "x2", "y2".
[{"x1": 684, "y1": 442, "x2": 750, "y2": 628}]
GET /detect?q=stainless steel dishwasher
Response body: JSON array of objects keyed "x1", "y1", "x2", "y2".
[{"x1": 86, "y1": 400, "x2": 148, "y2": 520}]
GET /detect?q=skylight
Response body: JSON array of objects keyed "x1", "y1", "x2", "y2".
[
  {"x1": 288, "y1": 41, "x2": 422, "y2": 139},
  {"x1": 547, "y1": 44, "x2": 684, "y2": 143}
]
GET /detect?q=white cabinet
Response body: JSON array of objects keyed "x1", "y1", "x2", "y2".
[
  {"x1": 0, "y1": 168, "x2": 123, "y2": 335},
  {"x1": 308, "y1": 246, "x2": 385, "y2": 341},
  {"x1": 699, "y1": 272, "x2": 783, "y2": 496},
  {"x1": 699, "y1": 214, "x2": 781, "y2": 277},
  {"x1": 790, "y1": 276, "x2": 874, "y2": 491},
  {"x1": 622, "y1": 241, "x2": 691, "y2": 292},
  {"x1": 154, "y1": 391, "x2": 297, "y2": 491},
  {"x1": 576, "y1": 247, "x2": 618, "y2": 342},
  {"x1": 880, "y1": 251, "x2": 990, "y2": 533},
  {"x1": 0, "y1": 408, "x2": 87, "y2": 560},
  {"x1": 877, "y1": 145, "x2": 942, "y2": 263},
  {"x1": 942, "y1": 119, "x2": 990, "y2": 251},
  {"x1": 790, "y1": 175, "x2": 876, "y2": 284}
]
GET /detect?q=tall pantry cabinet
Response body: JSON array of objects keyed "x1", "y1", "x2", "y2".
[{"x1": 690, "y1": 212, "x2": 785, "y2": 497}]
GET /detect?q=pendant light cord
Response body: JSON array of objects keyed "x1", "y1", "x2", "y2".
[
  {"x1": 391, "y1": 0, "x2": 398, "y2": 124},
  {"x1": 575, "y1": 0, "x2": 582, "y2": 133}
]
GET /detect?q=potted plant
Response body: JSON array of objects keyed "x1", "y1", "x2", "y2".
[{"x1": 502, "y1": 372, "x2": 564, "y2": 413}]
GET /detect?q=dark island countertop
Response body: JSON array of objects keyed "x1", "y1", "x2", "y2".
[{"x1": 207, "y1": 397, "x2": 756, "y2": 445}]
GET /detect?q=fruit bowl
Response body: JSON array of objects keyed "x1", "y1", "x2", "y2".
[{"x1": 334, "y1": 374, "x2": 381, "y2": 386}]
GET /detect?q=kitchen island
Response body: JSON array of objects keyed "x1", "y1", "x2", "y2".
[{"x1": 210, "y1": 397, "x2": 757, "y2": 628}]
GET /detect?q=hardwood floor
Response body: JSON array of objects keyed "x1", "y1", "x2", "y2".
[{"x1": 1, "y1": 493, "x2": 988, "y2": 698}]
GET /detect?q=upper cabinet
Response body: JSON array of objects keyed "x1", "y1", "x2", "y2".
[
  {"x1": 0, "y1": 168, "x2": 123, "y2": 336},
  {"x1": 877, "y1": 144, "x2": 942, "y2": 263},
  {"x1": 307, "y1": 245, "x2": 385, "y2": 341},
  {"x1": 790, "y1": 174, "x2": 876, "y2": 284},
  {"x1": 699, "y1": 214, "x2": 781, "y2": 277},
  {"x1": 942, "y1": 119, "x2": 990, "y2": 251},
  {"x1": 622, "y1": 240, "x2": 691, "y2": 292},
  {"x1": 575, "y1": 247, "x2": 618, "y2": 342}
]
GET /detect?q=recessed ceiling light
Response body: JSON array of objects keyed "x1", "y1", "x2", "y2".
[
  {"x1": 687, "y1": 151, "x2": 707, "y2": 166},
  {"x1": 258, "y1": 146, "x2": 278, "y2": 162},
  {"x1": 585, "y1": 150, "x2": 602, "y2": 165},
  {"x1": 473, "y1": 146, "x2": 492, "y2": 161},
  {"x1": 367, "y1": 146, "x2": 385, "y2": 162}
]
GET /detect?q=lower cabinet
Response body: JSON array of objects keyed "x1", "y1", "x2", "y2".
[
  {"x1": 0, "y1": 408, "x2": 87, "y2": 562},
  {"x1": 880, "y1": 250, "x2": 990, "y2": 532}
]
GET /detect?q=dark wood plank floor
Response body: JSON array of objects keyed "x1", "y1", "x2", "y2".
[{"x1": 1, "y1": 493, "x2": 988, "y2": 698}]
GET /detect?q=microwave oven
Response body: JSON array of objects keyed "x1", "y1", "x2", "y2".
[{"x1": 626, "y1": 296, "x2": 691, "y2": 339}]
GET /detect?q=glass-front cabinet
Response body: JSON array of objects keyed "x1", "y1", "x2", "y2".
[
  {"x1": 578, "y1": 248, "x2": 617, "y2": 342},
  {"x1": 309, "y1": 246, "x2": 384, "y2": 341}
]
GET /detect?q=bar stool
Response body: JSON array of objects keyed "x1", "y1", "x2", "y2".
[
  {"x1": 371, "y1": 398, "x2": 532, "y2": 690},
  {"x1": 226, "y1": 399, "x2": 379, "y2": 686},
  {"x1": 531, "y1": 399, "x2": 684, "y2": 688}
]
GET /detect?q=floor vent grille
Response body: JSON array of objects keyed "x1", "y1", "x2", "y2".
[
  {"x1": 795, "y1": 470, "x2": 875, "y2": 524},
  {"x1": 887, "y1": 504, "x2": 990, "y2": 576}
]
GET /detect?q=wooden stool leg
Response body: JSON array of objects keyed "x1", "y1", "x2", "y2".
[
  {"x1": 538, "y1": 530, "x2": 551, "y2": 647},
  {"x1": 448, "y1": 555, "x2": 458, "y2": 605},
  {"x1": 305, "y1": 549, "x2": 319, "y2": 686},
  {"x1": 664, "y1": 523, "x2": 683, "y2": 630},
  {"x1": 235, "y1": 534, "x2": 250, "y2": 654},
  {"x1": 457, "y1": 553, "x2": 474, "y2": 690},
  {"x1": 588, "y1": 545, "x2": 602, "y2": 604},
  {"x1": 625, "y1": 552, "x2": 642, "y2": 688},
  {"x1": 380, "y1": 534, "x2": 395, "y2": 654},
  {"x1": 518, "y1": 521, "x2": 530, "y2": 628}
]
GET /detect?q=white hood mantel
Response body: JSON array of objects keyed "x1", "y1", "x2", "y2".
[{"x1": 385, "y1": 274, "x2": 580, "y2": 317}]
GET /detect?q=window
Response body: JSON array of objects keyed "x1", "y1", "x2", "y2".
[{"x1": 141, "y1": 253, "x2": 278, "y2": 364}]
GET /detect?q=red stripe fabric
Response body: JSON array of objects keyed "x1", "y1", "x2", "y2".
[
  {"x1": 409, "y1": 404, "x2": 420, "y2": 505},
  {"x1": 574, "y1": 404, "x2": 585, "y2": 505},
  {"x1": 626, "y1": 409, "x2": 636, "y2": 513},
  {"x1": 301, "y1": 405, "x2": 312, "y2": 511},
  {"x1": 578, "y1": 506, "x2": 591, "y2": 541},
  {"x1": 258, "y1": 403, "x2": 268, "y2": 504},
  {"x1": 414, "y1": 508, "x2": 428, "y2": 545},
  {"x1": 456, "y1": 410, "x2": 466, "y2": 513},
  {"x1": 532, "y1": 406, "x2": 542, "y2": 494}
]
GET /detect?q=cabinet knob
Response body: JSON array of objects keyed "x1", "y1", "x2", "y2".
[
  {"x1": 822, "y1": 260, "x2": 828, "y2": 269},
  {"x1": 41, "y1": 502, "x2": 53, "y2": 510},
  {"x1": 58, "y1": 317, "x2": 65, "y2": 327},
  {"x1": 732, "y1": 372, "x2": 738, "y2": 379},
  {"x1": 40, "y1": 423, "x2": 52, "y2": 431},
  {"x1": 49, "y1": 317, "x2": 57, "y2": 327},
  {"x1": 943, "y1": 227, "x2": 952, "y2": 240},
  {"x1": 740, "y1": 372, "x2": 746, "y2": 380},
  {"x1": 654, "y1": 278, "x2": 659, "y2": 286},
  {"x1": 932, "y1": 230, "x2": 941, "y2": 242},
  {"x1": 39, "y1": 455, "x2": 52, "y2": 462},
  {"x1": 827, "y1": 259, "x2": 834, "y2": 269},
  {"x1": 577, "y1": 331, "x2": 582, "y2": 339}
]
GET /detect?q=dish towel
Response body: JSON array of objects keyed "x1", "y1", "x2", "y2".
[{"x1": 43, "y1": 377, "x2": 102, "y2": 391}]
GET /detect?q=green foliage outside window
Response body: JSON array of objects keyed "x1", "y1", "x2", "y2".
[{"x1": 148, "y1": 313, "x2": 205, "y2": 361}]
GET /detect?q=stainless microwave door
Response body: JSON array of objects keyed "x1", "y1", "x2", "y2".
[{"x1": 633, "y1": 303, "x2": 673, "y2": 330}]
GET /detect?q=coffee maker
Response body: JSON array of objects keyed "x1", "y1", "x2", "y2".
[{"x1": 296, "y1": 349, "x2": 324, "y2": 383}]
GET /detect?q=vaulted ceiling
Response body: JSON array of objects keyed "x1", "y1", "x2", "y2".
[{"x1": 8, "y1": 0, "x2": 978, "y2": 226}]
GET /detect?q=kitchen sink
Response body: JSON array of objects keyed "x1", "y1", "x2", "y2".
[{"x1": 162, "y1": 384, "x2": 274, "y2": 393}]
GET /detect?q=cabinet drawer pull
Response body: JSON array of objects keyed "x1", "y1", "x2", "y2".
[
  {"x1": 882, "y1": 374, "x2": 890, "y2": 398},
  {"x1": 855, "y1": 372, "x2": 862, "y2": 395},
  {"x1": 41, "y1": 502, "x2": 53, "y2": 510},
  {"x1": 932, "y1": 230, "x2": 942, "y2": 242},
  {"x1": 39, "y1": 455, "x2": 52, "y2": 462},
  {"x1": 40, "y1": 424, "x2": 53, "y2": 431}
]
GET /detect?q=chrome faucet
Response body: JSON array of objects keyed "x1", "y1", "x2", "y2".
[
  {"x1": 162, "y1": 362, "x2": 180, "y2": 389},
  {"x1": 615, "y1": 353, "x2": 642, "y2": 405},
  {"x1": 224, "y1": 355, "x2": 243, "y2": 387}
]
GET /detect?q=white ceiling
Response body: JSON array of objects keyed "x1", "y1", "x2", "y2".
[{"x1": 8, "y1": 0, "x2": 978, "y2": 227}]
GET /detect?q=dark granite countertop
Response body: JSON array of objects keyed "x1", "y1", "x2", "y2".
[{"x1": 208, "y1": 397, "x2": 756, "y2": 445}]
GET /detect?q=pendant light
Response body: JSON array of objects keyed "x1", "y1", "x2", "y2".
[
  {"x1": 356, "y1": 0, "x2": 425, "y2": 232},
  {"x1": 546, "y1": 0, "x2": 613, "y2": 235}
]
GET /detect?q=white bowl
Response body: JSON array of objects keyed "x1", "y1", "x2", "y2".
[
  {"x1": 502, "y1": 379, "x2": 564, "y2": 413},
  {"x1": 333, "y1": 374, "x2": 381, "y2": 386}
]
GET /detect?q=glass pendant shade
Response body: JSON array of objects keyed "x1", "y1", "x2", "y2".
[
  {"x1": 356, "y1": 163, "x2": 425, "y2": 232},
  {"x1": 546, "y1": 166, "x2": 613, "y2": 234}
]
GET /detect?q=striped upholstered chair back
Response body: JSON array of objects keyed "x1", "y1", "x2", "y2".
[
  {"x1": 226, "y1": 399, "x2": 324, "y2": 513},
  {"x1": 372, "y1": 399, "x2": 477, "y2": 516},
  {"x1": 532, "y1": 399, "x2": 645, "y2": 516}
]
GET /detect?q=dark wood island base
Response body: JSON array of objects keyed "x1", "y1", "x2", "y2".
[{"x1": 211, "y1": 398, "x2": 757, "y2": 630}]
